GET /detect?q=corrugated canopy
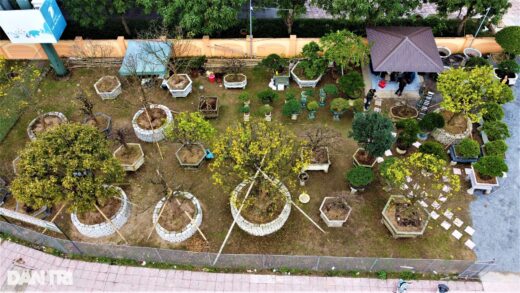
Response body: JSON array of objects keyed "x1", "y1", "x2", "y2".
[
  {"x1": 119, "y1": 40, "x2": 171, "y2": 76},
  {"x1": 366, "y1": 27, "x2": 444, "y2": 73}
]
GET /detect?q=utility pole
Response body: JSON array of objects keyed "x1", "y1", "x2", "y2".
[{"x1": 249, "y1": 0, "x2": 253, "y2": 58}]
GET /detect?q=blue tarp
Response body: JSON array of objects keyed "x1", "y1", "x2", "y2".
[{"x1": 119, "y1": 40, "x2": 171, "y2": 77}]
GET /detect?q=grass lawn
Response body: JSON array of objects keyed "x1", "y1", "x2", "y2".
[{"x1": 0, "y1": 65, "x2": 475, "y2": 260}]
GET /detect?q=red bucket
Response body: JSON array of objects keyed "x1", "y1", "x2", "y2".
[
  {"x1": 208, "y1": 74, "x2": 216, "y2": 83},
  {"x1": 378, "y1": 80, "x2": 387, "y2": 88}
]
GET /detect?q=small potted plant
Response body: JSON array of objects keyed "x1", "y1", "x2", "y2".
[
  {"x1": 418, "y1": 112, "x2": 445, "y2": 140},
  {"x1": 494, "y1": 60, "x2": 519, "y2": 85},
  {"x1": 76, "y1": 91, "x2": 112, "y2": 136},
  {"x1": 319, "y1": 196, "x2": 352, "y2": 227},
  {"x1": 345, "y1": 166, "x2": 374, "y2": 193},
  {"x1": 338, "y1": 71, "x2": 364, "y2": 99},
  {"x1": 483, "y1": 140, "x2": 507, "y2": 157},
  {"x1": 330, "y1": 98, "x2": 350, "y2": 121},
  {"x1": 257, "y1": 89, "x2": 279, "y2": 104},
  {"x1": 282, "y1": 98, "x2": 301, "y2": 120},
  {"x1": 290, "y1": 42, "x2": 327, "y2": 88},
  {"x1": 112, "y1": 128, "x2": 145, "y2": 172},
  {"x1": 395, "y1": 119, "x2": 419, "y2": 154},
  {"x1": 449, "y1": 138, "x2": 481, "y2": 164},
  {"x1": 238, "y1": 92, "x2": 251, "y2": 106},
  {"x1": 469, "y1": 155, "x2": 508, "y2": 193},
  {"x1": 321, "y1": 84, "x2": 338, "y2": 106},
  {"x1": 241, "y1": 105, "x2": 251, "y2": 122},
  {"x1": 307, "y1": 101, "x2": 319, "y2": 120},
  {"x1": 260, "y1": 104, "x2": 274, "y2": 121}
]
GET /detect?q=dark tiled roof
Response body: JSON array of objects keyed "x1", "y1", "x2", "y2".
[{"x1": 366, "y1": 27, "x2": 444, "y2": 73}]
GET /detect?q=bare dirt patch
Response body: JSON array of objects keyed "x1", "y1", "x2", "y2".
[
  {"x1": 31, "y1": 115, "x2": 64, "y2": 135},
  {"x1": 311, "y1": 147, "x2": 329, "y2": 164},
  {"x1": 167, "y1": 74, "x2": 189, "y2": 90},
  {"x1": 114, "y1": 144, "x2": 142, "y2": 165},
  {"x1": 76, "y1": 197, "x2": 121, "y2": 225},
  {"x1": 225, "y1": 74, "x2": 246, "y2": 83},
  {"x1": 441, "y1": 110, "x2": 468, "y2": 135},
  {"x1": 97, "y1": 76, "x2": 119, "y2": 92},
  {"x1": 391, "y1": 105, "x2": 418, "y2": 119},
  {"x1": 322, "y1": 197, "x2": 349, "y2": 220},
  {"x1": 385, "y1": 203, "x2": 425, "y2": 233},
  {"x1": 137, "y1": 108, "x2": 166, "y2": 130},
  {"x1": 157, "y1": 196, "x2": 196, "y2": 232},
  {"x1": 177, "y1": 145, "x2": 205, "y2": 165},
  {"x1": 85, "y1": 114, "x2": 110, "y2": 132}
]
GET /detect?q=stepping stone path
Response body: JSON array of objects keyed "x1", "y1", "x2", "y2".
[
  {"x1": 453, "y1": 168, "x2": 462, "y2": 175},
  {"x1": 452, "y1": 230, "x2": 463, "y2": 240},
  {"x1": 465, "y1": 239, "x2": 476, "y2": 249},
  {"x1": 430, "y1": 211, "x2": 440, "y2": 220},
  {"x1": 441, "y1": 221, "x2": 452, "y2": 230},
  {"x1": 444, "y1": 210, "x2": 454, "y2": 220},
  {"x1": 419, "y1": 200, "x2": 428, "y2": 208},
  {"x1": 384, "y1": 150, "x2": 393, "y2": 156},
  {"x1": 412, "y1": 141, "x2": 422, "y2": 148},
  {"x1": 465, "y1": 226, "x2": 475, "y2": 236},
  {"x1": 454, "y1": 218, "x2": 464, "y2": 227},
  {"x1": 431, "y1": 201, "x2": 441, "y2": 210}
]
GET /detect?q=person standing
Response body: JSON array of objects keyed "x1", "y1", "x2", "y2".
[
  {"x1": 395, "y1": 77, "x2": 407, "y2": 96},
  {"x1": 364, "y1": 89, "x2": 376, "y2": 110}
]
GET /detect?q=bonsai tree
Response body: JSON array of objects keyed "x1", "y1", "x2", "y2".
[
  {"x1": 320, "y1": 29, "x2": 370, "y2": 75},
  {"x1": 323, "y1": 84, "x2": 339, "y2": 96},
  {"x1": 345, "y1": 166, "x2": 374, "y2": 188},
  {"x1": 11, "y1": 124, "x2": 125, "y2": 213},
  {"x1": 259, "y1": 104, "x2": 274, "y2": 116},
  {"x1": 395, "y1": 119, "x2": 420, "y2": 151},
  {"x1": 418, "y1": 141, "x2": 448, "y2": 161},
  {"x1": 240, "y1": 105, "x2": 251, "y2": 114},
  {"x1": 438, "y1": 66, "x2": 514, "y2": 123},
  {"x1": 496, "y1": 60, "x2": 520, "y2": 79},
  {"x1": 419, "y1": 112, "x2": 445, "y2": 132},
  {"x1": 303, "y1": 126, "x2": 340, "y2": 155},
  {"x1": 484, "y1": 140, "x2": 508, "y2": 157},
  {"x1": 338, "y1": 71, "x2": 365, "y2": 99},
  {"x1": 495, "y1": 26, "x2": 520, "y2": 56},
  {"x1": 282, "y1": 99, "x2": 301, "y2": 117},
  {"x1": 454, "y1": 138, "x2": 480, "y2": 159},
  {"x1": 307, "y1": 101, "x2": 319, "y2": 113},
  {"x1": 482, "y1": 121, "x2": 510, "y2": 141},
  {"x1": 164, "y1": 112, "x2": 216, "y2": 149},
  {"x1": 76, "y1": 90, "x2": 96, "y2": 121},
  {"x1": 296, "y1": 41, "x2": 327, "y2": 79},
  {"x1": 258, "y1": 54, "x2": 288, "y2": 75},
  {"x1": 238, "y1": 92, "x2": 251, "y2": 105},
  {"x1": 473, "y1": 156, "x2": 508, "y2": 179},
  {"x1": 464, "y1": 56, "x2": 490, "y2": 68},
  {"x1": 257, "y1": 89, "x2": 280, "y2": 104},
  {"x1": 482, "y1": 103, "x2": 504, "y2": 122},
  {"x1": 350, "y1": 111, "x2": 395, "y2": 158},
  {"x1": 330, "y1": 98, "x2": 350, "y2": 113}
]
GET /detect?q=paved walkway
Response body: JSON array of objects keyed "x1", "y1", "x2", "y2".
[
  {"x1": 0, "y1": 240, "x2": 487, "y2": 292},
  {"x1": 469, "y1": 78, "x2": 520, "y2": 272}
]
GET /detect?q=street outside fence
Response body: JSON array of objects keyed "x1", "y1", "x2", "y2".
[{"x1": 0, "y1": 220, "x2": 484, "y2": 278}]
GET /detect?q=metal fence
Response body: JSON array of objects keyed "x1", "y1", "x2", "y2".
[{"x1": 0, "y1": 221, "x2": 480, "y2": 277}]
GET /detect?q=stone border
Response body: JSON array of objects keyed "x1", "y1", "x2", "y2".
[
  {"x1": 27, "y1": 112, "x2": 68, "y2": 141},
  {"x1": 132, "y1": 104, "x2": 173, "y2": 143},
  {"x1": 94, "y1": 76, "x2": 122, "y2": 100},
  {"x1": 290, "y1": 61, "x2": 323, "y2": 88},
  {"x1": 166, "y1": 74, "x2": 193, "y2": 98},
  {"x1": 71, "y1": 187, "x2": 131, "y2": 238},
  {"x1": 381, "y1": 195, "x2": 429, "y2": 239},
  {"x1": 230, "y1": 179, "x2": 292, "y2": 236},
  {"x1": 152, "y1": 191, "x2": 203, "y2": 243},
  {"x1": 223, "y1": 73, "x2": 247, "y2": 89},
  {"x1": 431, "y1": 116, "x2": 472, "y2": 146}
]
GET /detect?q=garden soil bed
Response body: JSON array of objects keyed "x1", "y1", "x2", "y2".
[
  {"x1": 136, "y1": 108, "x2": 167, "y2": 130},
  {"x1": 114, "y1": 145, "x2": 142, "y2": 165},
  {"x1": 237, "y1": 183, "x2": 285, "y2": 224},
  {"x1": 76, "y1": 197, "x2": 121, "y2": 225},
  {"x1": 441, "y1": 111, "x2": 467, "y2": 135},
  {"x1": 391, "y1": 105, "x2": 418, "y2": 119},
  {"x1": 355, "y1": 149, "x2": 376, "y2": 165},
  {"x1": 225, "y1": 74, "x2": 246, "y2": 82},
  {"x1": 385, "y1": 203, "x2": 425, "y2": 232},
  {"x1": 168, "y1": 75, "x2": 190, "y2": 90},
  {"x1": 157, "y1": 196, "x2": 195, "y2": 232},
  {"x1": 31, "y1": 116, "x2": 63, "y2": 135},
  {"x1": 177, "y1": 146, "x2": 205, "y2": 165},
  {"x1": 97, "y1": 76, "x2": 119, "y2": 92},
  {"x1": 84, "y1": 115, "x2": 110, "y2": 132},
  {"x1": 293, "y1": 63, "x2": 319, "y2": 80},
  {"x1": 311, "y1": 148, "x2": 329, "y2": 164},
  {"x1": 322, "y1": 198, "x2": 349, "y2": 220},
  {"x1": 475, "y1": 172, "x2": 498, "y2": 185}
]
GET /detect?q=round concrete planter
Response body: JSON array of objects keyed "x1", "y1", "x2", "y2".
[
  {"x1": 27, "y1": 112, "x2": 68, "y2": 141},
  {"x1": 132, "y1": 104, "x2": 173, "y2": 143},
  {"x1": 389, "y1": 105, "x2": 418, "y2": 121},
  {"x1": 437, "y1": 46, "x2": 451, "y2": 59},
  {"x1": 463, "y1": 48, "x2": 482, "y2": 59},
  {"x1": 493, "y1": 68, "x2": 518, "y2": 86},
  {"x1": 166, "y1": 74, "x2": 193, "y2": 98},
  {"x1": 82, "y1": 112, "x2": 112, "y2": 137},
  {"x1": 152, "y1": 191, "x2": 203, "y2": 243},
  {"x1": 71, "y1": 187, "x2": 131, "y2": 238},
  {"x1": 175, "y1": 143, "x2": 206, "y2": 169},
  {"x1": 431, "y1": 116, "x2": 472, "y2": 146},
  {"x1": 319, "y1": 197, "x2": 352, "y2": 227},
  {"x1": 94, "y1": 76, "x2": 122, "y2": 100},
  {"x1": 290, "y1": 61, "x2": 323, "y2": 88},
  {"x1": 381, "y1": 195, "x2": 429, "y2": 239},
  {"x1": 113, "y1": 143, "x2": 145, "y2": 172},
  {"x1": 353, "y1": 148, "x2": 377, "y2": 168},
  {"x1": 230, "y1": 179, "x2": 292, "y2": 236},
  {"x1": 224, "y1": 73, "x2": 247, "y2": 89}
]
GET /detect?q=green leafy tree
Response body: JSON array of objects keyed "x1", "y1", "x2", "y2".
[
  {"x1": 438, "y1": 66, "x2": 513, "y2": 123},
  {"x1": 350, "y1": 111, "x2": 395, "y2": 158},
  {"x1": 320, "y1": 30, "x2": 370, "y2": 74},
  {"x1": 431, "y1": 0, "x2": 511, "y2": 35},
  {"x1": 164, "y1": 112, "x2": 216, "y2": 149},
  {"x1": 311, "y1": 0, "x2": 421, "y2": 25},
  {"x1": 495, "y1": 26, "x2": 520, "y2": 55},
  {"x1": 338, "y1": 71, "x2": 365, "y2": 98},
  {"x1": 482, "y1": 121, "x2": 510, "y2": 141},
  {"x1": 297, "y1": 42, "x2": 327, "y2": 79},
  {"x1": 345, "y1": 166, "x2": 374, "y2": 187},
  {"x1": 256, "y1": 0, "x2": 307, "y2": 35},
  {"x1": 282, "y1": 99, "x2": 301, "y2": 116},
  {"x1": 138, "y1": 0, "x2": 246, "y2": 35},
  {"x1": 11, "y1": 124, "x2": 125, "y2": 213}
]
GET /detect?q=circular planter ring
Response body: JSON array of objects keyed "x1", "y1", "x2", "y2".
[
  {"x1": 94, "y1": 76, "x2": 122, "y2": 100},
  {"x1": 153, "y1": 191, "x2": 203, "y2": 243},
  {"x1": 463, "y1": 48, "x2": 482, "y2": 59},
  {"x1": 27, "y1": 112, "x2": 68, "y2": 141},
  {"x1": 82, "y1": 112, "x2": 112, "y2": 137},
  {"x1": 230, "y1": 179, "x2": 292, "y2": 236},
  {"x1": 224, "y1": 73, "x2": 247, "y2": 89},
  {"x1": 431, "y1": 116, "x2": 472, "y2": 146},
  {"x1": 437, "y1": 46, "x2": 452, "y2": 59},
  {"x1": 132, "y1": 104, "x2": 173, "y2": 143},
  {"x1": 71, "y1": 187, "x2": 131, "y2": 238}
]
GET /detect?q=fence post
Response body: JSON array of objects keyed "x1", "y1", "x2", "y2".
[
  {"x1": 289, "y1": 35, "x2": 297, "y2": 57},
  {"x1": 202, "y1": 36, "x2": 211, "y2": 57},
  {"x1": 462, "y1": 34, "x2": 474, "y2": 51},
  {"x1": 116, "y1": 36, "x2": 126, "y2": 57}
]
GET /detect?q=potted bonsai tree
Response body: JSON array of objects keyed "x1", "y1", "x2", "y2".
[
  {"x1": 76, "y1": 90, "x2": 112, "y2": 136},
  {"x1": 258, "y1": 54, "x2": 290, "y2": 90},
  {"x1": 464, "y1": 56, "x2": 491, "y2": 69},
  {"x1": 259, "y1": 104, "x2": 274, "y2": 121},
  {"x1": 113, "y1": 128, "x2": 145, "y2": 172},
  {"x1": 302, "y1": 127, "x2": 339, "y2": 173},
  {"x1": 257, "y1": 89, "x2": 279, "y2": 105},
  {"x1": 300, "y1": 89, "x2": 313, "y2": 109},
  {"x1": 494, "y1": 60, "x2": 519, "y2": 86},
  {"x1": 449, "y1": 138, "x2": 481, "y2": 164},
  {"x1": 418, "y1": 112, "x2": 444, "y2": 140},
  {"x1": 350, "y1": 111, "x2": 395, "y2": 167},
  {"x1": 469, "y1": 155, "x2": 508, "y2": 194},
  {"x1": 238, "y1": 91, "x2": 251, "y2": 106},
  {"x1": 291, "y1": 42, "x2": 327, "y2": 88},
  {"x1": 395, "y1": 119, "x2": 420, "y2": 155},
  {"x1": 164, "y1": 112, "x2": 216, "y2": 169},
  {"x1": 345, "y1": 166, "x2": 374, "y2": 193},
  {"x1": 319, "y1": 195, "x2": 352, "y2": 227},
  {"x1": 338, "y1": 71, "x2": 364, "y2": 99},
  {"x1": 307, "y1": 101, "x2": 319, "y2": 120},
  {"x1": 483, "y1": 140, "x2": 507, "y2": 157},
  {"x1": 330, "y1": 98, "x2": 350, "y2": 120},
  {"x1": 282, "y1": 98, "x2": 301, "y2": 120},
  {"x1": 11, "y1": 124, "x2": 127, "y2": 239},
  {"x1": 482, "y1": 120, "x2": 510, "y2": 141},
  {"x1": 241, "y1": 105, "x2": 251, "y2": 122},
  {"x1": 223, "y1": 59, "x2": 247, "y2": 89}
]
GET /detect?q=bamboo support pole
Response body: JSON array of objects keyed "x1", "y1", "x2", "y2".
[
  {"x1": 41, "y1": 203, "x2": 67, "y2": 235},
  {"x1": 94, "y1": 203, "x2": 128, "y2": 244}
]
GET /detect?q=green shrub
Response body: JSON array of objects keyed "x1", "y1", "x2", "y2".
[
  {"x1": 498, "y1": 60, "x2": 520, "y2": 75},
  {"x1": 399, "y1": 271, "x2": 418, "y2": 280},
  {"x1": 338, "y1": 71, "x2": 365, "y2": 98},
  {"x1": 258, "y1": 54, "x2": 287, "y2": 74},
  {"x1": 396, "y1": 119, "x2": 420, "y2": 150},
  {"x1": 238, "y1": 92, "x2": 250, "y2": 103},
  {"x1": 495, "y1": 26, "x2": 520, "y2": 55},
  {"x1": 455, "y1": 138, "x2": 480, "y2": 159},
  {"x1": 350, "y1": 111, "x2": 395, "y2": 157},
  {"x1": 377, "y1": 271, "x2": 387, "y2": 280},
  {"x1": 240, "y1": 105, "x2": 250, "y2": 113},
  {"x1": 282, "y1": 99, "x2": 301, "y2": 116},
  {"x1": 345, "y1": 166, "x2": 374, "y2": 187},
  {"x1": 257, "y1": 89, "x2": 279, "y2": 104},
  {"x1": 259, "y1": 104, "x2": 273, "y2": 115},
  {"x1": 330, "y1": 98, "x2": 350, "y2": 112},
  {"x1": 473, "y1": 156, "x2": 508, "y2": 178},
  {"x1": 419, "y1": 141, "x2": 447, "y2": 160},
  {"x1": 482, "y1": 103, "x2": 504, "y2": 122},
  {"x1": 323, "y1": 84, "x2": 339, "y2": 96},
  {"x1": 465, "y1": 56, "x2": 490, "y2": 68},
  {"x1": 419, "y1": 112, "x2": 445, "y2": 132},
  {"x1": 352, "y1": 98, "x2": 364, "y2": 113},
  {"x1": 482, "y1": 121, "x2": 510, "y2": 141},
  {"x1": 484, "y1": 140, "x2": 508, "y2": 157},
  {"x1": 307, "y1": 101, "x2": 319, "y2": 111}
]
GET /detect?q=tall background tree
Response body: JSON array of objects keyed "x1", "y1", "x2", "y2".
[
  {"x1": 256, "y1": 0, "x2": 307, "y2": 35},
  {"x1": 431, "y1": 0, "x2": 511, "y2": 35},
  {"x1": 59, "y1": 0, "x2": 135, "y2": 35},
  {"x1": 320, "y1": 30, "x2": 370, "y2": 75},
  {"x1": 310, "y1": 0, "x2": 421, "y2": 25},
  {"x1": 137, "y1": 0, "x2": 246, "y2": 35}
]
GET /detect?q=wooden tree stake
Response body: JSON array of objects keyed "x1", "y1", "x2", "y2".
[
  {"x1": 94, "y1": 203, "x2": 128, "y2": 244},
  {"x1": 41, "y1": 202, "x2": 67, "y2": 235}
]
